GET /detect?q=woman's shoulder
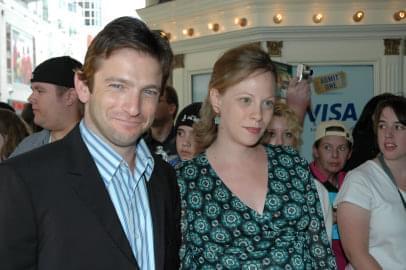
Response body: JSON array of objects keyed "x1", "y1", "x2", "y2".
[
  {"x1": 345, "y1": 160, "x2": 379, "y2": 179},
  {"x1": 265, "y1": 144, "x2": 309, "y2": 167},
  {"x1": 175, "y1": 152, "x2": 210, "y2": 177}
]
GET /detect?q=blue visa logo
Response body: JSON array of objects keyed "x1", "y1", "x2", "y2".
[{"x1": 308, "y1": 103, "x2": 357, "y2": 122}]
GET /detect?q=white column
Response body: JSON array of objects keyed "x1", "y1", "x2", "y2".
[
  {"x1": 0, "y1": 5, "x2": 6, "y2": 102},
  {"x1": 381, "y1": 39, "x2": 404, "y2": 96}
]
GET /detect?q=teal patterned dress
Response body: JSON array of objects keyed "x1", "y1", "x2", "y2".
[{"x1": 176, "y1": 145, "x2": 337, "y2": 270}]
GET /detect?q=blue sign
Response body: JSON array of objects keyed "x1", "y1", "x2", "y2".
[{"x1": 299, "y1": 65, "x2": 374, "y2": 161}]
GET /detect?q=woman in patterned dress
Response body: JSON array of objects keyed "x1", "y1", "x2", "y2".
[{"x1": 176, "y1": 44, "x2": 336, "y2": 269}]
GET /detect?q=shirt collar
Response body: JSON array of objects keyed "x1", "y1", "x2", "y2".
[
  {"x1": 79, "y1": 120, "x2": 154, "y2": 185},
  {"x1": 309, "y1": 161, "x2": 346, "y2": 187}
]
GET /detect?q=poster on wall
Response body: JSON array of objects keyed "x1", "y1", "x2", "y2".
[
  {"x1": 299, "y1": 65, "x2": 374, "y2": 161},
  {"x1": 7, "y1": 24, "x2": 35, "y2": 85}
]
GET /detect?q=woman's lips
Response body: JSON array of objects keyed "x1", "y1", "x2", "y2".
[{"x1": 245, "y1": 127, "x2": 261, "y2": 134}]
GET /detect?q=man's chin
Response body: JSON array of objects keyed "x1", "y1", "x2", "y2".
[{"x1": 33, "y1": 119, "x2": 45, "y2": 129}]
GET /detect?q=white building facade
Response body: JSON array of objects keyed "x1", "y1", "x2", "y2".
[
  {"x1": 139, "y1": 0, "x2": 406, "y2": 159},
  {"x1": 0, "y1": 0, "x2": 88, "y2": 107}
]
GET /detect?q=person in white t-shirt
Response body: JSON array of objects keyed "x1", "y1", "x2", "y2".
[{"x1": 335, "y1": 95, "x2": 406, "y2": 270}]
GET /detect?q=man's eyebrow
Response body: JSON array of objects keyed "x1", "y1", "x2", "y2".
[
  {"x1": 104, "y1": 77, "x2": 134, "y2": 86},
  {"x1": 141, "y1": 85, "x2": 161, "y2": 91},
  {"x1": 104, "y1": 78, "x2": 161, "y2": 92}
]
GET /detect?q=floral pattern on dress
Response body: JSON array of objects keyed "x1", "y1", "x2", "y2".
[{"x1": 177, "y1": 145, "x2": 337, "y2": 270}]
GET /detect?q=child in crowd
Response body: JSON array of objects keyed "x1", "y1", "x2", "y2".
[
  {"x1": 310, "y1": 120, "x2": 352, "y2": 270},
  {"x1": 169, "y1": 102, "x2": 202, "y2": 167}
]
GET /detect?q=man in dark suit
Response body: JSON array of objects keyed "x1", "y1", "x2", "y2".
[{"x1": 0, "y1": 17, "x2": 180, "y2": 270}]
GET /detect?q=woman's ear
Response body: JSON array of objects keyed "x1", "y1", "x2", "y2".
[
  {"x1": 74, "y1": 73, "x2": 90, "y2": 104},
  {"x1": 209, "y1": 88, "x2": 221, "y2": 114}
]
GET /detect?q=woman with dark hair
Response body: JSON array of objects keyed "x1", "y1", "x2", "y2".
[
  {"x1": 0, "y1": 109, "x2": 30, "y2": 161},
  {"x1": 0, "y1": 102, "x2": 15, "y2": 112},
  {"x1": 335, "y1": 95, "x2": 406, "y2": 270},
  {"x1": 177, "y1": 44, "x2": 336, "y2": 269},
  {"x1": 344, "y1": 93, "x2": 396, "y2": 171}
]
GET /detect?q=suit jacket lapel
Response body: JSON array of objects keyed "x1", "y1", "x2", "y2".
[
  {"x1": 147, "y1": 164, "x2": 165, "y2": 270},
  {"x1": 64, "y1": 126, "x2": 139, "y2": 268}
]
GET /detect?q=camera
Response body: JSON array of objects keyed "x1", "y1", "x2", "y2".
[{"x1": 296, "y1": 64, "x2": 313, "y2": 81}]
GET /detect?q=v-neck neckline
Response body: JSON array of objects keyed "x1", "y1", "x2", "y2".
[{"x1": 204, "y1": 147, "x2": 270, "y2": 216}]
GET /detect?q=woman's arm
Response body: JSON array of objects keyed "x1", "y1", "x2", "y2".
[
  {"x1": 305, "y1": 178, "x2": 337, "y2": 269},
  {"x1": 337, "y1": 202, "x2": 382, "y2": 270}
]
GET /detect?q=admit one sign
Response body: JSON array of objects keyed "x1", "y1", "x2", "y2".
[{"x1": 313, "y1": 71, "x2": 347, "y2": 94}]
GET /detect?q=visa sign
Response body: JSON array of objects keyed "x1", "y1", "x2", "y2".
[{"x1": 307, "y1": 102, "x2": 357, "y2": 123}]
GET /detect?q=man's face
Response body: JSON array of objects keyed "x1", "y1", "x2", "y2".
[
  {"x1": 313, "y1": 135, "x2": 352, "y2": 176},
  {"x1": 77, "y1": 48, "x2": 162, "y2": 155},
  {"x1": 152, "y1": 92, "x2": 176, "y2": 126},
  {"x1": 29, "y1": 82, "x2": 69, "y2": 130}
]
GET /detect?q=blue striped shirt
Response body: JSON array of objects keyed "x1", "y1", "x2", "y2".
[{"x1": 79, "y1": 121, "x2": 155, "y2": 270}]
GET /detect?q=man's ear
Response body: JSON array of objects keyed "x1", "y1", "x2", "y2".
[
  {"x1": 64, "y1": 88, "x2": 78, "y2": 106},
  {"x1": 168, "y1": 103, "x2": 177, "y2": 118},
  {"x1": 209, "y1": 88, "x2": 221, "y2": 114},
  {"x1": 74, "y1": 73, "x2": 90, "y2": 104}
]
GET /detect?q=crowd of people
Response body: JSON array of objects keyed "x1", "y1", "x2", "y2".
[{"x1": 0, "y1": 16, "x2": 405, "y2": 270}]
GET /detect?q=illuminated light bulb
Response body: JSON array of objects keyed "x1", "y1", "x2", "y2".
[
  {"x1": 208, "y1": 23, "x2": 220, "y2": 32},
  {"x1": 273, "y1": 13, "x2": 283, "y2": 24},
  {"x1": 394, "y1": 10, "x2": 405, "y2": 21},
  {"x1": 234, "y1": 17, "x2": 247, "y2": 27},
  {"x1": 353, "y1": 10, "x2": 364, "y2": 22},
  {"x1": 182, "y1": 28, "x2": 194, "y2": 36},
  {"x1": 313, "y1": 13, "x2": 323, "y2": 23}
]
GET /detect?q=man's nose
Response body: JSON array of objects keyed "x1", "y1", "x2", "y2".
[
  {"x1": 124, "y1": 91, "x2": 141, "y2": 115},
  {"x1": 28, "y1": 92, "x2": 36, "y2": 103}
]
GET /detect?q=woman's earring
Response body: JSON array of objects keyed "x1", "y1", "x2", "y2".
[{"x1": 214, "y1": 115, "x2": 221, "y2": 125}]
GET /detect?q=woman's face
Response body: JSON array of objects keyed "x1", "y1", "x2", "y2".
[
  {"x1": 377, "y1": 106, "x2": 406, "y2": 161},
  {"x1": 210, "y1": 71, "x2": 276, "y2": 148},
  {"x1": 266, "y1": 116, "x2": 296, "y2": 148}
]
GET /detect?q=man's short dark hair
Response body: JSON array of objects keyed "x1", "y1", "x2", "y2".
[
  {"x1": 78, "y1": 16, "x2": 173, "y2": 93},
  {"x1": 164, "y1": 86, "x2": 179, "y2": 118}
]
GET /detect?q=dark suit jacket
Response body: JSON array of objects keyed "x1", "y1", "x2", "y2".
[{"x1": 0, "y1": 125, "x2": 181, "y2": 270}]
